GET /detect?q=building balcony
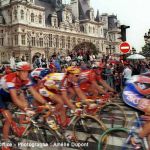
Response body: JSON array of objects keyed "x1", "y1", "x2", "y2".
[{"x1": 108, "y1": 28, "x2": 120, "y2": 33}]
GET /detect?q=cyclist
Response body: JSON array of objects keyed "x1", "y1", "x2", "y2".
[
  {"x1": 0, "y1": 62, "x2": 50, "y2": 150},
  {"x1": 37, "y1": 66, "x2": 89, "y2": 127},
  {"x1": 122, "y1": 73, "x2": 150, "y2": 144},
  {"x1": 79, "y1": 63, "x2": 116, "y2": 97}
]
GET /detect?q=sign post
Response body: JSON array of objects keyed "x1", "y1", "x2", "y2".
[{"x1": 119, "y1": 42, "x2": 130, "y2": 54}]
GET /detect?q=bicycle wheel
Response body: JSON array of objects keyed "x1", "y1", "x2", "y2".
[
  {"x1": 99, "y1": 103, "x2": 127, "y2": 128},
  {"x1": 73, "y1": 114, "x2": 106, "y2": 149},
  {"x1": 20, "y1": 124, "x2": 59, "y2": 150},
  {"x1": 98, "y1": 127, "x2": 146, "y2": 150}
]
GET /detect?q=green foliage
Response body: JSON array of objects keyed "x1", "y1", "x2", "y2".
[{"x1": 142, "y1": 44, "x2": 150, "y2": 57}]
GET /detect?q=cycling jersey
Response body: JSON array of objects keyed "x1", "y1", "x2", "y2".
[
  {"x1": 79, "y1": 69, "x2": 102, "y2": 91},
  {"x1": 122, "y1": 75, "x2": 150, "y2": 111},
  {"x1": 39, "y1": 73, "x2": 79, "y2": 97},
  {"x1": 0, "y1": 72, "x2": 33, "y2": 108}
]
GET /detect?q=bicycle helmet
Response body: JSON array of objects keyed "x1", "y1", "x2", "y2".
[
  {"x1": 31, "y1": 68, "x2": 50, "y2": 80},
  {"x1": 16, "y1": 62, "x2": 32, "y2": 71},
  {"x1": 66, "y1": 66, "x2": 81, "y2": 75},
  {"x1": 39, "y1": 68, "x2": 51, "y2": 79}
]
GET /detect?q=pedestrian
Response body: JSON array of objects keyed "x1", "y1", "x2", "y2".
[{"x1": 122, "y1": 63, "x2": 132, "y2": 86}]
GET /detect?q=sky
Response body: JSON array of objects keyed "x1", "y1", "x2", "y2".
[{"x1": 64, "y1": 0, "x2": 150, "y2": 52}]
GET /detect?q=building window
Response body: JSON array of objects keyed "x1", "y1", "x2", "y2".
[
  {"x1": 89, "y1": 26, "x2": 91, "y2": 33},
  {"x1": 36, "y1": 39, "x2": 39, "y2": 47},
  {"x1": 39, "y1": 38, "x2": 43, "y2": 47},
  {"x1": 21, "y1": 35, "x2": 25, "y2": 45},
  {"x1": 14, "y1": 35, "x2": 18, "y2": 45},
  {"x1": 31, "y1": 13, "x2": 34, "y2": 22},
  {"x1": 54, "y1": 19, "x2": 57, "y2": 27},
  {"x1": 14, "y1": 9, "x2": 17, "y2": 20},
  {"x1": 49, "y1": 34, "x2": 52, "y2": 47},
  {"x1": 0, "y1": 37, "x2": 4, "y2": 46},
  {"x1": 72, "y1": 37, "x2": 76, "y2": 48},
  {"x1": 56, "y1": 35, "x2": 59, "y2": 48},
  {"x1": 21, "y1": 10, "x2": 24, "y2": 20},
  {"x1": 66, "y1": 37, "x2": 70, "y2": 49},
  {"x1": 93, "y1": 27, "x2": 95, "y2": 33},
  {"x1": 62, "y1": 36, "x2": 65, "y2": 48},
  {"x1": 39, "y1": 15, "x2": 42, "y2": 24},
  {"x1": 77, "y1": 38, "x2": 81, "y2": 44},
  {"x1": 31, "y1": 37, "x2": 35, "y2": 46}
]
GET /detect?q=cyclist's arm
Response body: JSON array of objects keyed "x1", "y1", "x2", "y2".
[
  {"x1": 74, "y1": 86, "x2": 87, "y2": 100},
  {"x1": 98, "y1": 79, "x2": 115, "y2": 92},
  {"x1": 91, "y1": 80, "x2": 107, "y2": 94},
  {"x1": 134, "y1": 85, "x2": 150, "y2": 95},
  {"x1": 28, "y1": 86, "x2": 46, "y2": 105},
  {"x1": 9, "y1": 89, "x2": 28, "y2": 110},
  {"x1": 61, "y1": 90, "x2": 76, "y2": 110}
]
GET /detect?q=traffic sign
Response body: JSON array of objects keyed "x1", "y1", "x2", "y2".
[{"x1": 119, "y1": 42, "x2": 130, "y2": 54}]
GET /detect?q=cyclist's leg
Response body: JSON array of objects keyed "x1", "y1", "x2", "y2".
[
  {"x1": 0, "y1": 94, "x2": 13, "y2": 141},
  {"x1": 80, "y1": 82, "x2": 95, "y2": 96},
  {"x1": 138, "y1": 121, "x2": 150, "y2": 138},
  {"x1": 86, "y1": 83, "x2": 99, "y2": 96},
  {"x1": 49, "y1": 92, "x2": 67, "y2": 125},
  {"x1": 18, "y1": 92, "x2": 28, "y2": 108},
  {"x1": 136, "y1": 99, "x2": 150, "y2": 138},
  {"x1": 1, "y1": 109, "x2": 12, "y2": 140}
]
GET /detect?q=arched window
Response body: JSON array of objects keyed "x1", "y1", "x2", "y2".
[
  {"x1": 31, "y1": 13, "x2": 34, "y2": 22},
  {"x1": 93, "y1": 27, "x2": 95, "y2": 33},
  {"x1": 21, "y1": 10, "x2": 24, "y2": 20},
  {"x1": 89, "y1": 26, "x2": 91, "y2": 33},
  {"x1": 14, "y1": 9, "x2": 17, "y2": 20},
  {"x1": 39, "y1": 15, "x2": 42, "y2": 24}
]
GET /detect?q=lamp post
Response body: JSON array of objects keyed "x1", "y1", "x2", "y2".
[
  {"x1": 45, "y1": 42, "x2": 49, "y2": 67},
  {"x1": 143, "y1": 30, "x2": 150, "y2": 57},
  {"x1": 27, "y1": 32, "x2": 32, "y2": 64},
  {"x1": 106, "y1": 45, "x2": 115, "y2": 55},
  {"x1": 132, "y1": 47, "x2": 136, "y2": 54},
  {"x1": 144, "y1": 31, "x2": 150, "y2": 44}
]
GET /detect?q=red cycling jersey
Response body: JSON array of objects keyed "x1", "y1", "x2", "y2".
[
  {"x1": 79, "y1": 69, "x2": 102, "y2": 91},
  {"x1": 0, "y1": 72, "x2": 33, "y2": 94}
]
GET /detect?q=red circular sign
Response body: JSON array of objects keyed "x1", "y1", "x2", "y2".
[{"x1": 119, "y1": 42, "x2": 130, "y2": 54}]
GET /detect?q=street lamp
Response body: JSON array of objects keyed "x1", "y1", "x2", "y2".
[
  {"x1": 106, "y1": 45, "x2": 115, "y2": 55},
  {"x1": 132, "y1": 47, "x2": 136, "y2": 54},
  {"x1": 27, "y1": 32, "x2": 32, "y2": 63},
  {"x1": 45, "y1": 42, "x2": 49, "y2": 67},
  {"x1": 27, "y1": 40, "x2": 32, "y2": 63}
]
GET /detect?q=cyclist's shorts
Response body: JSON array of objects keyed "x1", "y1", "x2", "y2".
[
  {"x1": 39, "y1": 88, "x2": 58, "y2": 98},
  {"x1": 122, "y1": 83, "x2": 144, "y2": 109},
  {"x1": 0, "y1": 89, "x2": 12, "y2": 109}
]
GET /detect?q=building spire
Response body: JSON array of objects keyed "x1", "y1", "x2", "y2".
[{"x1": 95, "y1": 10, "x2": 100, "y2": 22}]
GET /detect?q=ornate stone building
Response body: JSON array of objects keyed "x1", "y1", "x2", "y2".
[{"x1": 0, "y1": 0, "x2": 121, "y2": 63}]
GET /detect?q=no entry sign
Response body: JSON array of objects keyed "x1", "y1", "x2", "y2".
[{"x1": 119, "y1": 42, "x2": 130, "y2": 54}]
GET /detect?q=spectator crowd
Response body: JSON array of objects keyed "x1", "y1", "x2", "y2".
[{"x1": 0, "y1": 51, "x2": 150, "y2": 95}]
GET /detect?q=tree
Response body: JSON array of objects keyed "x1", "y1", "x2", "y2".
[
  {"x1": 142, "y1": 44, "x2": 150, "y2": 57},
  {"x1": 73, "y1": 42, "x2": 98, "y2": 55}
]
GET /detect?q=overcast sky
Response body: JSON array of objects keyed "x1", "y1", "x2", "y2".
[
  {"x1": 90, "y1": 0, "x2": 150, "y2": 52},
  {"x1": 64, "y1": 0, "x2": 150, "y2": 52}
]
